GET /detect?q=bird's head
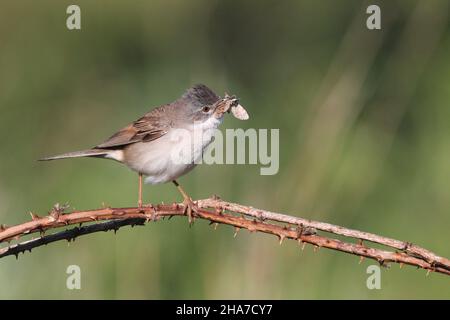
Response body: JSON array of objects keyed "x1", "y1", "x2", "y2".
[{"x1": 180, "y1": 84, "x2": 249, "y2": 123}]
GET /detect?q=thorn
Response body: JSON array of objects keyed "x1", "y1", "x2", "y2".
[
  {"x1": 29, "y1": 212, "x2": 40, "y2": 221},
  {"x1": 399, "y1": 263, "x2": 404, "y2": 269},
  {"x1": 426, "y1": 269, "x2": 431, "y2": 277},
  {"x1": 358, "y1": 239, "x2": 364, "y2": 246},
  {"x1": 279, "y1": 234, "x2": 285, "y2": 245},
  {"x1": 359, "y1": 256, "x2": 365, "y2": 264},
  {"x1": 255, "y1": 211, "x2": 265, "y2": 221},
  {"x1": 234, "y1": 227, "x2": 240, "y2": 238},
  {"x1": 403, "y1": 241, "x2": 412, "y2": 251},
  {"x1": 301, "y1": 242, "x2": 306, "y2": 251},
  {"x1": 50, "y1": 202, "x2": 70, "y2": 220},
  {"x1": 296, "y1": 224, "x2": 304, "y2": 238},
  {"x1": 212, "y1": 194, "x2": 221, "y2": 200},
  {"x1": 48, "y1": 205, "x2": 61, "y2": 221},
  {"x1": 297, "y1": 224, "x2": 316, "y2": 236},
  {"x1": 15, "y1": 253, "x2": 19, "y2": 260},
  {"x1": 313, "y1": 245, "x2": 319, "y2": 252},
  {"x1": 208, "y1": 221, "x2": 218, "y2": 228},
  {"x1": 0, "y1": 224, "x2": 8, "y2": 232},
  {"x1": 304, "y1": 227, "x2": 317, "y2": 235},
  {"x1": 378, "y1": 259, "x2": 390, "y2": 268},
  {"x1": 89, "y1": 216, "x2": 97, "y2": 221}
]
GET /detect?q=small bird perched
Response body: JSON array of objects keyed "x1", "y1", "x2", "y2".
[{"x1": 40, "y1": 84, "x2": 249, "y2": 223}]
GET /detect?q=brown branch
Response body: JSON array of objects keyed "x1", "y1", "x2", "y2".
[
  {"x1": 0, "y1": 198, "x2": 449, "y2": 276},
  {"x1": 197, "y1": 199, "x2": 450, "y2": 270}
]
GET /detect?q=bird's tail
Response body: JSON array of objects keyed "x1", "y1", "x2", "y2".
[{"x1": 39, "y1": 149, "x2": 110, "y2": 161}]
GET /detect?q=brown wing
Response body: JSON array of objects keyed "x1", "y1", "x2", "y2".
[{"x1": 95, "y1": 105, "x2": 173, "y2": 149}]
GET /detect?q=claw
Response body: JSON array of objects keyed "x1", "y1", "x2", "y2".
[
  {"x1": 182, "y1": 197, "x2": 197, "y2": 225},
  {"x1": 172, "y1": 180, "x2": 197, "y2": 226}
]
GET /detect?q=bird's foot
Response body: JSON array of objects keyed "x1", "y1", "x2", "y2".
[{"x1": 182, "y1": 197, "x2": 197, "y2": 225}]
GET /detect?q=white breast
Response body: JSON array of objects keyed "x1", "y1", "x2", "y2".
[{"x1": 124, "y1": 116, "x2": 223, "y2": 185}]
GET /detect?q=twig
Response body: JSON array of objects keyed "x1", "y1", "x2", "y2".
[
  {"x1": 0, "y1": 218, "x2": 146, "y2": 259},
  {"x1": 0, "y1": 198, "x2": 449, "y2": 276},
  {"x1": 197, "y1": 199, "x2": 449, "y2": 269}
]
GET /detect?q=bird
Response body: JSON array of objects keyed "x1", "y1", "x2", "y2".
[{"x1": 39, "y1": 84, "x2": 249, "y2": 223}]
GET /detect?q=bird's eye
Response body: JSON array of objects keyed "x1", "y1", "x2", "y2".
[{"x1": 202, "y1": 106, "x2": 210, "y2": 113}]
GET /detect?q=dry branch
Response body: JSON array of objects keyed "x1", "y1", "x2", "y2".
[{"x1": 0, "y1": 197, "x2": 449, "y2": 276}]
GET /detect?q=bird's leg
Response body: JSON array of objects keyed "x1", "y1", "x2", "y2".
[
  {"x1": 172, "y1": 180, "x2": 196, "y2": 224},
  {"x1": 138, "y1": 173, "x2": 143, "y2": 208}
]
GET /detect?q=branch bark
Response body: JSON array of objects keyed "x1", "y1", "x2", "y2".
[{"x1": 0, "y1": 197, "x2": 449, "y2": 276}]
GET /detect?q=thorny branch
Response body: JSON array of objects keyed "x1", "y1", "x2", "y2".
[{"x1": 0, "y1": 197, "x2": 449, "y2": 276}]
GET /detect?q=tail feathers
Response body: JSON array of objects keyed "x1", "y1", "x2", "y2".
[{"x1": 39, "y1": 149, "x2": 110, "y2": 161}]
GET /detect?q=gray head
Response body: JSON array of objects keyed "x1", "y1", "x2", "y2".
[
  {"x1": 178, "y1": 84, "x2": 245, "y2": 122},
  {"x1": 182, "y1": 84, "x2": 220, "y2": 107},
  {"x1": 178, "y1": 84, "x2": 220, "y2": 122}
]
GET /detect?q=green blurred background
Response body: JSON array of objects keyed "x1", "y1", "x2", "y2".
[{"x1": 0, "y1": 0, "x2": 449, "y2": 299}]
